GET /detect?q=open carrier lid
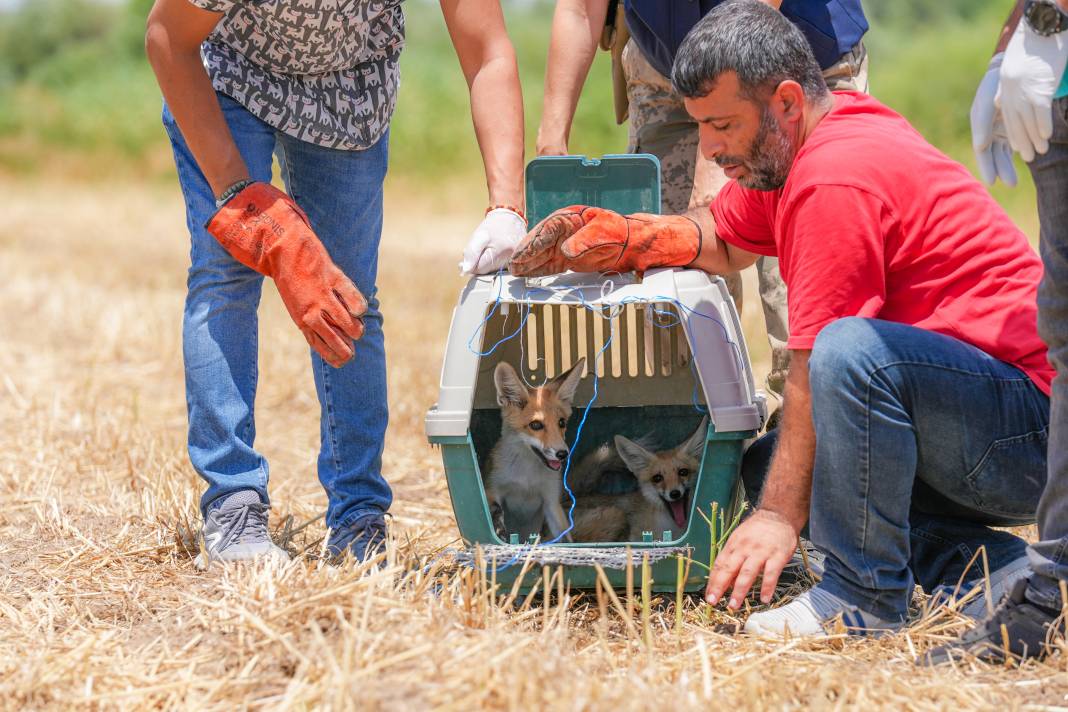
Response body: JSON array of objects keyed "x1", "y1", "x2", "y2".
[
  {"x1": 426, "y1": 155, "x2": 765, "y2": 439},
  {"x1": 525, "y1": 154, "x2": 662, "y2": 225}
]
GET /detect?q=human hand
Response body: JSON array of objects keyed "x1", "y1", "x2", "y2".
[
  {"x1": 536, "y1": 136, "x2": 569, "y2": 157},
  {"x1": 971, "y1": 53, "x2": 1018, "y2": 186},
  {"x1": 206, "y1": 182, "x2": 366, "y2": 368},
  {"x1": 508, "y1": 206, "x2": 702, "y2": 277},
  {"x1": 997, "y1": 20, "x2": 1068, "y2": 162},
  {"x1": 704, "y1": 509, "x2": 798, "y2": 610},
  {"x1": 459, "y1": 208, "x2": 527, "y2": 276},
  {"x1": 509, "y1": 205, "x2": 598, "y2": 277},
  {"x1": 535, "y1": 122, "x2": 569, "y2": 156}
]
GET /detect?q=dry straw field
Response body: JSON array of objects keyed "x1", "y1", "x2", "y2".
[{"x1": 0, "y1": 177, "x2": 1065, "y2": 710}]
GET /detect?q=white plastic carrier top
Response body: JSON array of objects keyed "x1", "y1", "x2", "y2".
[{"x1": 425, "y1": 269, "x2": 766, "y2": 439}]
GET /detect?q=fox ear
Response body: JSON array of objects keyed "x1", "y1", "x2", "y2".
[
  {"x1": 548, "y1": 357, "x2": 586, "y2": 404},
  {"x1": 614, "y1": 434, "x2": 655, "y2": 474},
  {"x1": 494, "y1": 362, "x2": 528, "y2": 407},
  {"x1": 680, "y1": 416, "x2": 709, "y2": 461}
]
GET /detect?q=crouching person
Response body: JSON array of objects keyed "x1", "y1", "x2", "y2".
[{"x1": 508, "y1": 0, "x2": 1053, "y2": 637}]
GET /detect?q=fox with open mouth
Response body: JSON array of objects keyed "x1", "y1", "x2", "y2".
[{"x1": 568, "y1": 418, "x2": 708, "y2": 542}]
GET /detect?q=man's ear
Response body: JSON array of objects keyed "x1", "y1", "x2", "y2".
[
  {"x1": 614, "y1": 435, "x2": 656, "y2": 474},
  {"x1": 772, "y1": 79, "x2": 806, "y2": 123},
  {"x1": 547, "y1": 357, "x2": 586, "y2": 405},
  {"x1": 494, "y1": 362, "x2": 528, "y2": 408}
]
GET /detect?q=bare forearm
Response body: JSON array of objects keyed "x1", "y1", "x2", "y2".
[
  {"x1": 145, "y1": 4, "x2": 247, "y2": 197},
  {"x1": 442, "y1": 0, "x2": 525, "y2": 208},
  {"x1": 467, "y1": 54, "x2": 525, "y2": 208},
  {"x1": 757, "y1": 350, "x2": 815, "y2": 533},
  {"x1": 685, "y1": 206, "x2": 759, "y2": 274},
  {"x1": 537, "y1": 0, "x2": 607, "y2": 155}
]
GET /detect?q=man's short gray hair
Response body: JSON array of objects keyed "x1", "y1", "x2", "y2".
[{"x1": 671, "y1": 0, "x2": 830, "y2": 103}]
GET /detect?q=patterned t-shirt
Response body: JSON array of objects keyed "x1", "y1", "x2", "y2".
[{"x1": 189, "y1": 0, "x2": 405, "y2": 151}]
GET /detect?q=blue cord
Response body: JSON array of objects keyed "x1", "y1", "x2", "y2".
[
  {"x1": 476, "y1": 320, "x2": 615, "y2": 573},
  {"x1": 466, "y1": 271, "x2": 534, "y2": 358},
  {"x1": 458, "y1": 272, "x2": 746, "y2": 573}
]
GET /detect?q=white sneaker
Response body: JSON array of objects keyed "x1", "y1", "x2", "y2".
[{"x1": 744, "y1": 585, "x2": 903, "y2": 638}]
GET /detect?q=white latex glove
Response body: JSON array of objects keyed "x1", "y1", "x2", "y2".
[
  {"x1": 971, "y1": 53, "x2": 1018, "y2": 186},
  {"x1": 997, "y1": 19, "x2": 1068, "y2": 162},
  {"x1": 459, "y1": 208, "x2": 527, "y2": 275}
]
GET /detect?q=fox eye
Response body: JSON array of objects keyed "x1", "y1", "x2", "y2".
[
  {"x1": 678, "y1": 468, "x2": 690, "y2": 478},
  {"x1": 558, "y1": 418, "x2": 566, "y2": 428},
  {"x1": 529, "y1": 420, "x2": 544, "y2": 431},
  {"x1": 651, "y1": 473, "x2": 664, "y2": 484}
]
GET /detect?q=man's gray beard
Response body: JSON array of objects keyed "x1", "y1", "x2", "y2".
[{"x1": 737, "y1": 107, "x2": 795, "y2": 192}]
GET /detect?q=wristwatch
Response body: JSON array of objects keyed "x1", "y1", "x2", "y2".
[{"x1": 1024, "y1": 0, "x2": 1068, "y2": 36}]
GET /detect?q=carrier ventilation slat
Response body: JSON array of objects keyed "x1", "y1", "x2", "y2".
[{"x1": 515, "y1": 302, "x2": 684, "y2": 384}]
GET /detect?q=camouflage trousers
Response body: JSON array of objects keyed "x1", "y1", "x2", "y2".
[{"x1": 622, "y1": 41, "x2": 869, "y2": 396}]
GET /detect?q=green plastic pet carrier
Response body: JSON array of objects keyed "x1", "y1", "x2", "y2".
[{"x1": 425, "y1": 155, "x2": 765, "y2": 593}]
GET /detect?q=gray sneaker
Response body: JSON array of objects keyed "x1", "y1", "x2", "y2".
[
  {"x1": 194, "y1": 490, "x2": 290, "y2": 570},
  {"x1": 326, "y1": 514, "x2": 388, "y2": 565},
  {"x1": 928, "y1": 555, "x2": 1033, "y2": 620}
]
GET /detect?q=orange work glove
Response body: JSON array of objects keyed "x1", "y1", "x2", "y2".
[
  {"x1": 206, "y1": 182, "x2": 367, "y2": 368},
  {"x1": 507, "y1": 205, "x2": 702, "y2": 277}
]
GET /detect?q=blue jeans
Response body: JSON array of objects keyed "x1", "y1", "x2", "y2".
[
  {"x1": 1027, "y1": 95, "x2": 1068, "y2": 610},
  {"x1": 162, "y1": 93, "x2": 392, "y2": 531},
  {"x1": 743, "y1": 318, "x2": 1049, "y2": 621}
]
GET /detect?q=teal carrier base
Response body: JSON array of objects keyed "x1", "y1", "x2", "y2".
[{"x1": 425, "y1": 156, "x2": 765, "y2": 593}]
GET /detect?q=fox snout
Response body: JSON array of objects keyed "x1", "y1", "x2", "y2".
[
  {"x1": 528, "y1": 442, "x2": 569, "y2": 471},
  {"x1": 665, "y1": 487, "x2": 685, "y2": 502}
]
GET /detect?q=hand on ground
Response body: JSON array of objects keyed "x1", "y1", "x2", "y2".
[{"x1": 705, "y1": 509, "x2": 798, "y2": 610}]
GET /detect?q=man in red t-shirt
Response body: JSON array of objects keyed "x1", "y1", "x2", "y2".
[{"x1": 510, "y1": 0, "x2": 1053, "y2": 637}]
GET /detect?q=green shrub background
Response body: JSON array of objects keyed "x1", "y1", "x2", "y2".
[{"x1": 0, "y1": 0, "x2": 1037, "y2": 227}]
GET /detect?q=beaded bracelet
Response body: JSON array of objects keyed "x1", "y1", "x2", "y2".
[
  {"x1": 485, "y1": 204, "x2": 527, "y2": 225},
  {"x1": 215, "y1": 179, "x2": 253, "y2": 209}
]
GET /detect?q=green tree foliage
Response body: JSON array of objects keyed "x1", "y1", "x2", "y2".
[{"x1": 0, "y1": 0, "x2": 1039, "y2": 226}]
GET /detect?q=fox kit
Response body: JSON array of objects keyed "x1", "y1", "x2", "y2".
[
  {"x1": 483, "y1": 358, "x2": 586, "y2": 543},
  {"x1": 570, "y1": 417, "x2": 708, "y2": 542}
]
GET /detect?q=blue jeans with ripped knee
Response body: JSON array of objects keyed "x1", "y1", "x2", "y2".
[
  {"x1": 162, "y1": 92, "x2": 392, "y2": 531},
  {"x1": 745, "y1": 317, "x2": 1049, "y2": 621}
]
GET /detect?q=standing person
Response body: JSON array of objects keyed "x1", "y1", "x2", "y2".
[
  {"x1": 145, "y1": 0, "x2": 527, "y2": 567},
  {"x1": 510, "y1": 0, "x2": 1054, "y2": 637},
  {"x1": 926, "y1": 0, "x2": 1068, "y2": 663},
  {"x1": 536, "y1": 0, "x2": 868, "y2": 396}
]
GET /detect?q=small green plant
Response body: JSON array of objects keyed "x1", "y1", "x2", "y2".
[{"x1": 686, "y1": 499, "x2": 747, "y2": 575}]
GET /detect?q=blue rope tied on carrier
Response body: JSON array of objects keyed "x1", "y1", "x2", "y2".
[{"x1": 459, "y1": 269, "x2": 744, "y2": 573}]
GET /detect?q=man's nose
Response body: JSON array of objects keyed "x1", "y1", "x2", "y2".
[
  {"x1": 668, "y1": 488, "x2": 683, "y2": 501},
  {"x1": 699, "y1": 127, "x2": 725, "y2": 161}
]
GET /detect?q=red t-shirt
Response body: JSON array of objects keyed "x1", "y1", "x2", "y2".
[{"x1": 711, "y1": 92, "x2": 1053, "y2": 395}]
